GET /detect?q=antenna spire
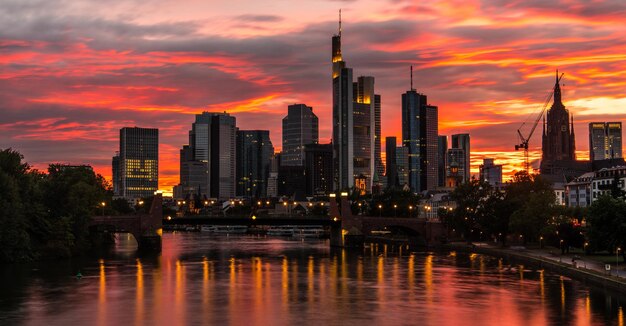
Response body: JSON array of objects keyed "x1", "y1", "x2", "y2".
[
  {"x1": 339, "y1": 9, "x2": 342, "y2": 37},
  {"x1": 410, "y1": 65, "x2": 413, "y2": 91}
]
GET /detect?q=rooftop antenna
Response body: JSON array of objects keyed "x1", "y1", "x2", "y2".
[
  {"x1": 339, "y1": 9, "x2": 342, "y2": 37},
  {"x1": 410, "y1": 65, "x2": 414, "y2": 91}
]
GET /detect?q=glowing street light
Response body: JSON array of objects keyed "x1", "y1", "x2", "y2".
[
  {"x1": 617, "y1": 247, "x2": 621, "y2": 277},
  {"x1": 100, "y1": 201, "x2": 106, "y2": 216},
  {"x1": 378, "y1": 204, "x2": 382, "y2": 217}
]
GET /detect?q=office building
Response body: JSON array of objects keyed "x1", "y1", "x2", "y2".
[
  {"x1": 385, "y1": 136, "x2": 398, "y2": 188},
  {"x1": 374, "y1": 94, "x2": 384, "y2": 188},
  {"x1": 353, "y1": 76, "x2": 376, "y2": 194},
  {"x1": 401, "y1": 69, "x2": 439, "y2": 193},
  {"x1": 282, "y1": 104, "x2": 318, "y2": 166},
  {"x1": 479, "y1": 158, "x2": 503, "y2": 188},
  {"x1": 589, "y1": 122, "x2": 622, "y2": 161},
  {"x1": 451, "y1": 133, "x2": 470, "y2": 182},
  {"x1": 437, "y1": 136, "x2": 447, "y2": 188},
  {"x1": 114, "y1": 127, "x2": 158, "y2": 199},
  {"x1": 236, "y1": 130, "x2": 274, "y2": 198},
  {"x1": 179, "y1": 112, "x2": 236, "y2": 200},
  {"x1": 396, "y1": 146, "x2": 409, "y2": 188},
  {"x1": 304, "y1": 143, "x2": 333, "y2": 196}
]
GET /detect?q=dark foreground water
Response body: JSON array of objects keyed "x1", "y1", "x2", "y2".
[{"x1": 1, "y1": 232, "x2": 624, "y2": 325}]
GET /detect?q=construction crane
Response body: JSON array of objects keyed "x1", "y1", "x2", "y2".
[{"x1": 515, "y1": 72, "x2": 564, "y2": 173}]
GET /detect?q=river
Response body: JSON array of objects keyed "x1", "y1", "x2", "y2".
[{"x1": 0, "y1": 232, "x2": 624, "y2": 325}]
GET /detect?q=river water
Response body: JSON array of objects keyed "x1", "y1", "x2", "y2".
[{"x1": 0, "y1": 232, "x2": 624, "y2": 325}]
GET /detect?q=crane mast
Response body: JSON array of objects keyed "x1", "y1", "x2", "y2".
[{"x1": 515, "y1": 73, "x2": 564, "y2": 173}]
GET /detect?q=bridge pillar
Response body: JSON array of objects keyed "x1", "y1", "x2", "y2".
[
  {"x1": 330, "y1": 222, "x2": 343, "y2": 247},
  {"x1": 138, "y1": 194, "x2": 163, "y2": 253}
]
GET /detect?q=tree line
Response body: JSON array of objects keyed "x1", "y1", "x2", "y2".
[{"x1": 0, "y1": 148, "x2": 133, "y2": 262}]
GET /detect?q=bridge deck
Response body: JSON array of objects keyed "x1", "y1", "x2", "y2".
[{"x1": 166, "y1": 215, "x2": 333, "y2": 226}]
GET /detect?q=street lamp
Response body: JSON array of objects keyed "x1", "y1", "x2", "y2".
[
  {"x1": 100, "y1": 202, "x2": 106, "y2": 216},
  {"x1": 378, "y1": 204, "x2": 382, "y2": 217},
  {"x1": 393, "y1": 204, "x2": 397, "y2": 217},
  {"x1": 617, "y1": 247, "x2": 621, "y2": 277},
  {"x1": 539, "y1": 236, "x2": 543, "y2": 249},
  {"x1": 409, "y1": 205, "x2": 413, "y2": 218},
  {"x1": 559, "y1": 239, "x2": 564, "y2": 262}
]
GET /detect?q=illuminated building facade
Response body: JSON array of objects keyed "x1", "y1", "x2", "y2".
[
  {"x1": 236, "y1": 130, "x2": 274, "y2": 198},
  {"x1": 451, "y1": 133, "x2": 470, "y2": 182},
  {"x1": 402, "y1": 87, "x2": 439, "y2": 193},
  {"x1": 282, "y1": 104, "x2": 318, "y2": 166},
  {"x1": 180, "y1": 112, "x2": 237, "y2": 200},
  {"x1": 589, "y1": 122, "x2": 622, "y2": 161},
  {"x1": 331, "y1": 14, "x2": 380, "y2": 193},
  {"x1": 479, "y1": 158, "x2": 503, "y2": 188},
  {"x1": 446, "y1": 148, "x2": 465, "y2": 188},
  {"x1": 115, "y1": 127, "x2": 158, "y2": 199}
]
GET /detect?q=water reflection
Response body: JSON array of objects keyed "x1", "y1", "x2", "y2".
[{"x1": 0, "y1": 232, "x2": 624, "y2": 325}]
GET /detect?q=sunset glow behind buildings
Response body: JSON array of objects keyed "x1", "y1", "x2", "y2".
[{"x1": 1, "y1": 0, "x2": 625, "y2": 192}]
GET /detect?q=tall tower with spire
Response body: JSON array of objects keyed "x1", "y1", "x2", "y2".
[
  {"x1": 541, "y1": 70, "x2": 576, "y2": 173},
  {"x1": 332, "y1": 9, "x2": 354, "y2": 191}
]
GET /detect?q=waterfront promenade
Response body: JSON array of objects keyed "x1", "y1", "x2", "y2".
[{"x1": 451, "y1": 242, "x2": 626, "y2": 293}]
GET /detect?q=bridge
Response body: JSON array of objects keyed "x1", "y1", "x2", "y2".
[
  {"x1": 328, "y1": 194, "x2": 446, "y2": 248},
  {"x1": 165, "y1": 215, "x2": 334, "y2": 226},
  {"x1": 90, "y1": 194, "x2": 163, "y2": 251}
]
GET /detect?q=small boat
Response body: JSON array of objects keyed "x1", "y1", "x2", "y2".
[
  {"x1": 268, "y1": 225, "x2": 324, "y2": 238},
  {"x1": 201, "y1": 225, "x2": 248, "y2": 234}
]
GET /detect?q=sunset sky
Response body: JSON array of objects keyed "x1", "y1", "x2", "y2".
[{"x1": 2, "y1": 0, "x2": 626, "y2": 192}]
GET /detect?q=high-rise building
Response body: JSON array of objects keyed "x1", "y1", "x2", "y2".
[
  {"x1": 282, "y1": 104, "x2": 318, "y2": 166},
  {"x1": 589, "y1": 122, "x2": 622, "y2": 161},
  {"x1": 396, "y1": 146, "x2": 409, "y2": 187},
  {"x1": 304, "y1": 143, "x2": 333, "y2": 196},
  {"x1": 353, "y1": 76, "x2": 376, "y2": 194},
  {"x1": 541, "y1": 71, "x2": 576, "y2": 166},
  {"x1": 112, "y1": 152, "x2": 120, "y2": 196},
  {"x1": 451, "y1": 133, "x2": 470, "y2": 182},
  {"x1": 446, "y1": 148, "x2": 465, "y2": 188},
  {"x1": 385, "y1": 136, "x2": 398, "y2": 188},
  {"x1": 374, "y1": 94, "x2": 384, "y2": 188},
  {"x1": 437, "y1": 136, "x2": 448, "y2": 188},
  {"x1": 331, "y1": 15, "x2": 379, "y2": 193},
  {"x1": 114, "y1": 127, "x2": 158, "y2": 199},
  {"x1": 180, "y1": 112, "x2": 236, "y2": 200},
  {"x1": 236, "y1": 130, "x2": 274, "y2": 198},
  {"x1": 479, "y1": 158, "x2": 503, "y2": 188},
  {"x1": 401, "y1": 69, "x2": 439, "y2": 193}
]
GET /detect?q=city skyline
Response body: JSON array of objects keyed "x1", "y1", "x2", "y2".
[{"x1": 2, "y1": 1, "x2": 626, "y2": 192}]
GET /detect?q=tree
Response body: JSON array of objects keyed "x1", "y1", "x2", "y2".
[
  {"x1": 587, "y1": 195, "x2": 626, "y2": 257},
  {"x1": 445, "y1": 178, "x2": 493, "y2": 242}
]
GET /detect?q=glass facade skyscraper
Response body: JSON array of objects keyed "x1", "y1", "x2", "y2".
[
  {"x1": 282, "y1": 104, "x2": 318, "y2": 166},
  {"x1": 236, "y1": 130, "x2": 274, "y2": 198},
  {"x1": 589, "y1": 122, "x2": 622, "y2": 161},
  {"x1": 114, "y1": 127, "x2": 158, "y2": 199}
]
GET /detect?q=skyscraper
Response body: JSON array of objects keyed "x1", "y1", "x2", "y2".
[
  {"x1": 331, "y1": 13, "x2": 379, "y2": 193},
  {"x1": 282, "y1": 104, "x2": 318, "y2": 166},
  {"x1": 353, "y1": 76, "x2": 376, "y2": 193},
  {"x1": 401, "y1": 68, "x2": 439, "y2": 193},
  {"x1": 374, "y1": 94, "x2": 384, "y2": 188},
  {"x1": 437, "y1": 135, "x2": 448, "y2": 188},
  {"x1": 304, "y1": 143, "x2": 333, "y2": 196},
  {"x1": 385, "y1": 136, "x2": 398, "y2": 188},
  {"x1": 114, "y1": 127, "x2": 158, "y2": 199},
  {"x1": 396, "y1": 146, "x2": 409, "y2": 187},
  {"x1": 589, "y1": 122, "x2": 622, "y2": 161},
  {"x1": 451, "y1": 133, "x2": 470, "y2": 182},
  {"x1": 542, "y1": 71, "x2": 576, "y2": 164},
  {"x1": 236, "y1": 130, "x2": 274, "y2": 198},
  {"x1": 181, "y1": 112, "x2": 236, "y2": 200}
]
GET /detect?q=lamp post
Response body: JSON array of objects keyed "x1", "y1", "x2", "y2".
[
  {"x1": 409, "y1": 205, "x2": 413, "y2": 218},
  {"x1": 378, "y1": 204, "x2": 382, "y2": 217},
  {"x1": 539, "y1": 236, "x2": 543, "y2": 249},
  {"x1": 617, "y1": 247, "x2": 621, "y2": 277},
  {"x1": 100, "y1": 202, "x2": 106, "y2": 216},
  {"x1": 393, "y1": 204, "x2": 397, "y2": 217},
  {"x1": 358, "y1": 202, "x2": 362, "y2": 215},
  {"x1": 559, "y1": 239, "x2": 564, "y2": 262}
]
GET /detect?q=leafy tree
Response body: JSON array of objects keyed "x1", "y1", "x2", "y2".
[
  {"x1": 368, "y1": 188, "x2": 421, "y2": 217},
  {"x1": 0, "y1": 149, "x2": 33, "y2": 261},
  {"x1": 587, "y1": 195, "x2": 626, "y2": 258},
  {"x1": 444, "y1": 178, "x2": 493, "y2": 242}
]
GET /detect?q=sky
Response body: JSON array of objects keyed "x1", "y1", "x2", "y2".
[{"x1": 1, "y1": 0, "x2": 626, "y2": 192}]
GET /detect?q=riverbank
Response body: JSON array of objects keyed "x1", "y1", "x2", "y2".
[{"x1": 447, "y1": 242, "x2": 626, "y2": 294}]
